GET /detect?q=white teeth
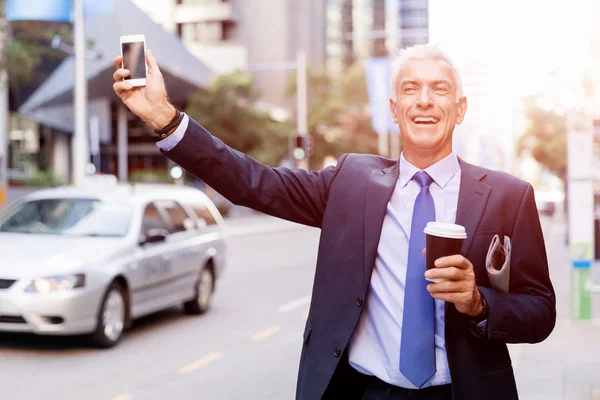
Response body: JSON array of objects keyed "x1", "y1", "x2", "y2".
[{"x1": 413, "y1": 117, "x2": 439, "y2": 123}]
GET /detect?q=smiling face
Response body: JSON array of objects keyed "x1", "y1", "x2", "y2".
[{"x1": 389, "y1": 57, "x2": 467, "y2": 166}]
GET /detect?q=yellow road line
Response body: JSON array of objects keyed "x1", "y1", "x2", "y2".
[
  {"x1": 112, "y1": 394, "x2": 132, "y2": 400},
  {"x1": 300, "y1": 311, "x2": 309, "y2": 320},
  {"x1": 178, "y1": 352, "x2": 223, "y2": 375},
  {"x1": 251, "y1": 325, "x2": 281, "y2": 342}
]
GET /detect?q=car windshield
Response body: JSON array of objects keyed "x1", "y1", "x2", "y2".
[{"x1": 0, "y1": 198, "x2": 133, "y2": 237}]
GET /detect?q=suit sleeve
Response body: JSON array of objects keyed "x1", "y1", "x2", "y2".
[
  {"x1": 477, "y1": 184, "x2": 556, "y2": 343},
  {"x1": 161, "y1": 118, "x2": 347, "y2": 228}
]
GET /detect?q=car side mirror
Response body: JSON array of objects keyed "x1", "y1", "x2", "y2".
[{"x1": 140, "y1": 228, "x2": 168, "y2": 245}]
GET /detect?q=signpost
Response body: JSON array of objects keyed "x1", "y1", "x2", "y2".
[
  {"x1": 365, "y1": 57, "x2": 399, "y2": 158},
  {"x1": 567, "y1": 128, "x2": 595, "y2": 320}
]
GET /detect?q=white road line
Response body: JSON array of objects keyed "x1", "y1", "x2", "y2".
[
  {"x1": 112, "y1": 395, "x2": 132, "y2": 400},
  {"x1": 178, "y1": 352, "x2": 223, "y2": 375},
  {"x1": 278, "y1": 296, "x2": 311, "y2": 313},
  {"x1": 251, "y1": 325, "x2": 281, "y2": 341}
]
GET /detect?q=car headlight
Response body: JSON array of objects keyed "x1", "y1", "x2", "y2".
[{"x1": 24, "y1": 274, "x2": 85, "y2": 294}]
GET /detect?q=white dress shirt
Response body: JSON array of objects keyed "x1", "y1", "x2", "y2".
[{"x1": 348, "y1": 152, "x2": 461, "y2": 388}]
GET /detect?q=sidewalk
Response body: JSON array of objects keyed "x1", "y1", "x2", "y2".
[
  {"x1": 509, "y1": 213, "x2": 600, "y2": 400},
  {"x1": 223, "y1": 212, "x2": 311, "y2": 237}
]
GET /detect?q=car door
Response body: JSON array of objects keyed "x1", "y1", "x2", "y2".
[
  {"x1": 131, "y1": 202, "x2": 174, "y2": 313},
  {"x1": 154, "y1": 199, "x2": 199, "y2": 300}
]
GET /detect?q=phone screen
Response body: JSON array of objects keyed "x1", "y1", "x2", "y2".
[{"x1": 121, "y1": 41, "x2": 146, "y2": 80}]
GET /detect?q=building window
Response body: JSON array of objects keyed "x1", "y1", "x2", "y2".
[
  {"x1": 222, "y1": 21, "x2": 236, "y2": 41},
  {"x1": 156, "y1": 200, "x2": 194, "y2": 234},
  {"x1": 400, "y1": 34, "x2": 428, "y2": 48},
  {"x1": 197, "y1": 21, "x2": 222, "y2": 43},
  {"x1": 190, "y1": 202, "x2": 218, "y2": 227},
  {"x1": 400, "y1": 17, "x2": 428, "y2": 30}
]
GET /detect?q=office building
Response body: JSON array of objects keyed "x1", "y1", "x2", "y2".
[
  {"x1": 132, "y1": 0, "x2": 328, "y2": 108},
  {"x1": 396, "y1": 0, "x2": 429, "y2": 48},
  {"x1": 326, "y1": 0, "x2": 429, "y2": 74}
]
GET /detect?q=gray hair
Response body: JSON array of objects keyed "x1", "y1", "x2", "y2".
[{"x1": 390, "y1": 43, "x2": 464, "y2": 102}]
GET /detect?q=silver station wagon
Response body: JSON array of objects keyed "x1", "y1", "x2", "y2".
[{"x1": 0, "y1": 182, "x2": 227, "y2": 347}]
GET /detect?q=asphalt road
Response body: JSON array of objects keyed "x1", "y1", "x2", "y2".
[
  {"x1": 0, "y1": 213, "x2": 574, "y2": 400},
  {"x1": 0, "y1": 216, "x2": 320, "y2": 400}
]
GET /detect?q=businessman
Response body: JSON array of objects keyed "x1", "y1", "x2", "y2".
[{"x1": 113, "y1": 44, "x2": 556, "y2": 400}]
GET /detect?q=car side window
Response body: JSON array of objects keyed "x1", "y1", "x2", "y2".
[
  {"x1": 157, "y1": 200, "x2": 193, "y2": 234},
  {"x1": 191, "y1": 202, "x2": 217, "y2": 227},
  {"x1": 141, "y1": 203, "x2": 170, "y2": 233}
]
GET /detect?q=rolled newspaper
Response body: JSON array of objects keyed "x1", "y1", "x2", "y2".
[{"x1": 485, "y1": 234, "x2": 511, "y2": 292}]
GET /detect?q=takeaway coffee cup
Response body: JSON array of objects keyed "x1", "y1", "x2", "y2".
[{"x1": 424, "y1": 222, "x2": 467, "y2": 283}]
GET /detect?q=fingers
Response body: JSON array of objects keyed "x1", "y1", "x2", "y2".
[
  {"x1": 427, "y1": 280, "x2": 467, "y2": 293},
  {"x1": 114, "y1": 55, "x2": 123, "y2": 70},
  {"x1": 113, "y1": 81, "x2": 133, "y2": 97},
  {"x1": 433, "y1": 254, "x2": 471, "y2": 270},
  {"x1": 425, "y1": 266, "x2": 464, "y2": 281},
  {"x1": 146, "y1": 49, "x2": 162, "y2": 76},
  {"x1": 422, "y1": 248, "x2": 426, "y2": 257},
  {"x1": 428, "y1": 291, "x2": 472, "y2": 304},
  {"x1": 113, "y1": 68, "x2": 130, "y2": 82}
]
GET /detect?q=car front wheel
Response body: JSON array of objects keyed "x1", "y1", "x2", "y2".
[
  {"x1": 91, "y1": 282, "x2": 127, "y2": 348},
  {"x1": 184, "y1": 267, "x2": 214, "y2": 315}
]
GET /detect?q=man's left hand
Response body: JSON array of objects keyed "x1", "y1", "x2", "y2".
[{"x1": 424, "y1": 254, "x2": 484, "y2": 317}]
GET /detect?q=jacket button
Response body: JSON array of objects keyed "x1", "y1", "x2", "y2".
[
  {"x1": 356, "y1": 297, "x2": 363, "y2": 307},
  {"x1": 333, "y1": 347, "x2": 341, "y2": 357}
]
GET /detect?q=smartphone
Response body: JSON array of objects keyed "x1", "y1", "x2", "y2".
[{"x1": 120, "y1": 34, "x2": 147, "y2": 87}]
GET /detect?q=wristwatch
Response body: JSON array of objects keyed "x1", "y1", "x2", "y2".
[{"x1": 472, "y1": 294, "x2": 489, "y2": 324}]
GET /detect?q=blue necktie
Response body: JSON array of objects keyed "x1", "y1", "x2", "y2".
[{"x1": 400, "y1": 171, "x2": 436, "y2": 388}]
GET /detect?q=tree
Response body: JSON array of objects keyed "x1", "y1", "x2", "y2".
[
  {"x1": 287, "y1": 62, "x2": 378, "y2": 169},
  {"x1": 516, "y1": 95, "x2": 567, "y2": 183},
  {"x1": 0, "y1": 0, "x2": 72, "y2": 85},
  {"x1": 186, "y1": 62, "x2": 380, "y2": 172},
  {"x1": 185, "y1": 72, "x2": 292, "y2": 167}
]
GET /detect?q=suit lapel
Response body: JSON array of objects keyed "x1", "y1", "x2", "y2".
[
  {"x1": 363, "y1": 163, "x2": 399, "y2": 288},
  {"x1": 455, "y1": 159, "x2": 491, "y2": 257}
]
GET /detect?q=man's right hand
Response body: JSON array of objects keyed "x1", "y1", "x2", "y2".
[{"x1": 112, "y1": 49, "x2": 176, "y2": 130}]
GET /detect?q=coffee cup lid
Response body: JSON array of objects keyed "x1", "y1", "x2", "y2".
[{"x1": 424, "y1": 222, "x2": 467, "y2": 239}]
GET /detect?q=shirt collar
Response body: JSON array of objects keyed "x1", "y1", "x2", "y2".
[{"x1": 398, "y1": 152, "x2": 460, "y2": 189}]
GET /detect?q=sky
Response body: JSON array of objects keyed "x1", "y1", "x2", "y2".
[{"x1": 429, "y1": 0, "x2": 594, "y2": 98}]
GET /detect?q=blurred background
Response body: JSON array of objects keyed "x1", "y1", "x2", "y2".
[{"x1": 0, "y1": 0, "x2": 599, "y2": 399}]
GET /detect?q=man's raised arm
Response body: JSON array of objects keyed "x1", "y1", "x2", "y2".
[{"x1": 112, "y1": 50, "x2": 346, "y2": 228}]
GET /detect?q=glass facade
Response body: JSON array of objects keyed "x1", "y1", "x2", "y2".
[{"x1": 398, "y1": 0, "x2": 429, "y2": 48}]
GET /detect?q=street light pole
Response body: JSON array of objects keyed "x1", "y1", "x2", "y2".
[
  {"x1": 296, "y1": 51, "x2": 308, "y2": 170},
  {"x1": 247, "y1": 52, "x2": 310, "y2": 170},
  {"x1": 0, "y1": 13, "x2": 7, "y2": 207},
  {"x1": 72, "y1": 0, "x2": 88, "y2": 186}
]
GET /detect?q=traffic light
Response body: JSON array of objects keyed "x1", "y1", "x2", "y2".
[{"x1": 291, "y1": 132, "x2": 312, "y2": 160}]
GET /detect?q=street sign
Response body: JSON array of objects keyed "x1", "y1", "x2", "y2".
[
  {"x1": 7, "y1": 0, "x2": 115, "y2": 21},
  {"x1": 365, "y1": 57, "x2": 398, "y2": 135},
  {"x1": 567, "y1": 130, "x2": 594, "y2": 180},
  {"x1": 567, "y1": 129, "x2": 595, "y2": 320},
  {"x1": 572, "y1": 268, "x2": 592, "y2": 320}
]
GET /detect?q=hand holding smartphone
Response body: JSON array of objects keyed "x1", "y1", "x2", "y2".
[
  {"x1": 120, "y1": 34, "x2": 147, "y2": 87},
  {"x1": 114, "y1": 35, "x2": 177, "y2": 130}
]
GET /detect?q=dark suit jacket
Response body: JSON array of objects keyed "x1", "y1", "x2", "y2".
[{"x1": 163, "y1": 119, "x2": 556, "y2": 400}]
